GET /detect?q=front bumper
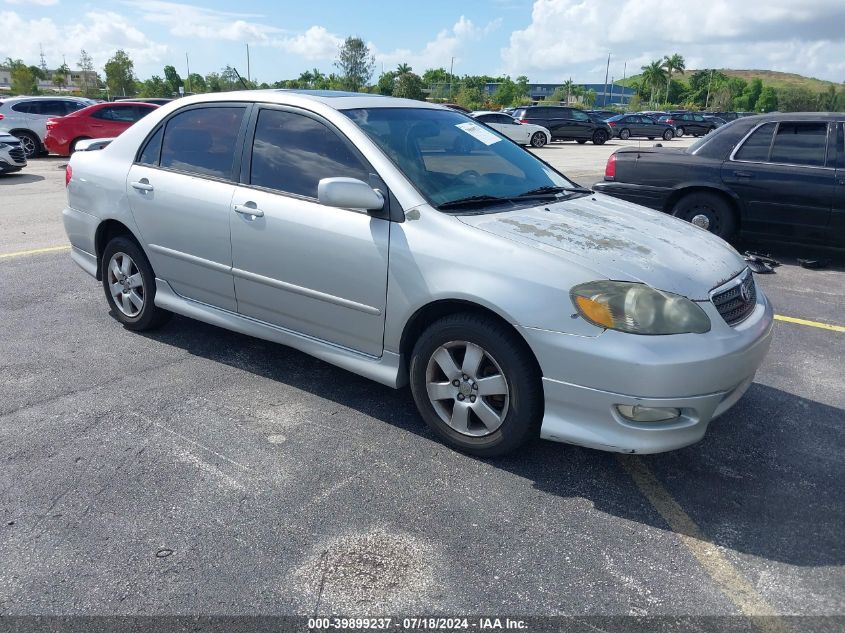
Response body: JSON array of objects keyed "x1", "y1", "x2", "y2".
[{"x1": 519, "y1": 286, "x2": 774, "y2": 453}]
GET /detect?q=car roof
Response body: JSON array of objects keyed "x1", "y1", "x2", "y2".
[
  {"x1": 471, "y1": 110, "x2": 510, "y2": 116},
  {"x1": 1, "y1": 96, "x2": 93, "y2": 102},
  {"x1": 164, "y1": 89, "x2": 444, "y2": 112}
]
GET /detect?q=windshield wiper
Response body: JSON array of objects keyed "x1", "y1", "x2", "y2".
[
  {"x1": 517, "y1": 185, "x2": 593, "y2": 197},
  {"x1": 437, "y1": 195, "x2": 510, "y2": 210}
]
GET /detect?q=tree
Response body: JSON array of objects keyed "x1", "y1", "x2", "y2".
[
  {"x1": 778, "y1": 86, "x2": 816, "y2": 112},
  {"x1": 393, "y1": 71, "x2": 424, "y2": 100},
  {"x1": 455, "y1": 84, "x2": 484, "y2": 111},
  {"x1": 5, "y1": 58, "x2": 38, "y2": 95},
  {"x1": 52, "y1": 63, "x2": 70, "y2": 90},
  {"x1": 582, "y1": 89, "x2": 597, "y2": 108},
  {"x1": 163, "y1": 65, "x2": 182, "y2": 95},
  {"x1": 139, "y1": 75, "x2": 171, "y2": 98},
  {"x1": 396, "y1": 63, "x2": 412, "y2": 75},
  {"x1": 756, "y1": 86, "x2": 778, "y2": 112},
  {"x1": 187, "y1": 72, "x2": 206, "y2": 93},
  {"x1": 819, "y1": 85, "x2": 837, "y2": 111},
  {"x1": 335, "y1": 36, "x2": 374, "y2": 92},
  {"x1": 29, "y1": 65, "x2": 46, "y2": 81},
  {"x1": 205, "y1": 72, "x2": 222, "y2": 92},
  {"x1": 662, "y1": 53, "x2": 685, "y2": 104},
  {"x1": 77, "y1": 49, "x2": 97, "y2": 98},
  {"x1": 104, "y1": 49, "x2": 136, "y2": 97},
  {"x1": 640, "y1": 61, "x2": 667, "y2": 105},
  {"x1": 493, "y1": 77, "x2": 518, "y2": 107},
  {"x1": 376, "y1": 71, "x2": 396, "y2": 95}
]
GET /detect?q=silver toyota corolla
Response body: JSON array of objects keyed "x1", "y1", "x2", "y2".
[{"x1": 62, "y1": 90, "x2": 774, "y2": 457}]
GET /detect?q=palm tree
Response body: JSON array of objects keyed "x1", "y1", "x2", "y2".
[
  {"x1": 663, "y1": 53, "x2": 685, "y2": 104},
  {"x1": 396, "y1": 63, "x2": 412, "y2": 75},
  {"x1": 560, "y1": 78, "x2": 575, "y2": 104},
  {"x1": 640, "y1": 60, "x2": 667, "y2": 106},
  {"x1": 298, "y1": 70, "x2": 314, "y2": 87}
]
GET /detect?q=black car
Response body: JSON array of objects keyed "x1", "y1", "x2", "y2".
[
  {"x1": 593, "y1": 113, "x2": 845, "y2": 246},
  {"x1": 511, "y1": 106, "x2": 613, "y2": 145},
  {"x1": 606, "y1": 114, "x2": 675, "y2": 140},
  {"x1": 657, "y1": 112, "x2": 716, "y2": 137},
  {"x1": 586, "y1": 109, "x2": 617, "y2": 120}
]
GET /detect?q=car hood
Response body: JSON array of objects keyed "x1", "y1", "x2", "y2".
[{"x1": 456, "y1": 193, "x2": 745, "y2": 300}]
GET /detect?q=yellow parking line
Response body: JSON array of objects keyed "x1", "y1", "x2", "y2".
[
  {"x1": 0, "y1": 244, "x2": 70, "y2": 259},
  {"x1": 618, "y1": 456, "x2": 789, "y2": 631},
  {"x1": 774, "y1": 315, "x2": 845, "y2": 333}
]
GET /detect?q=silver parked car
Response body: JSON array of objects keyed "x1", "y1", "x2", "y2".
[
  {"x1": 0, "y1": 96, "x2": 95, "y2": 157},
  {"x1": 0, "y1": 132, "x2": 27, "y2": 173},
  {"x1": 62, "y1": 90, "x2": 774, "y2": 457}
]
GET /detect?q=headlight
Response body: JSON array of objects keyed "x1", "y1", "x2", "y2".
[
  {"x1": 0, "y1": 142, "x2": 8, "y2": 149},
  {"x1": 571, "y1": 280, "x2": 710, "y2": 335}
]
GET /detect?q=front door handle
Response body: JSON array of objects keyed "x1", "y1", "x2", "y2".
[
  {"x1": 233, "y1": 203, "x2": 264, "y2": 218},
  {"x1": 733, "y1": 170, "x2": 754, "y2": 178},
  {"x1": 130, "y1": 180, "x2": 154, "y2": 192}
]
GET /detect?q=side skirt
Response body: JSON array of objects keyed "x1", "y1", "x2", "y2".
[{"x1": 153, "y1": 278, "x2": 403, "y2": 388}]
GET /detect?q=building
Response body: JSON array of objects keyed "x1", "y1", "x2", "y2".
[
  {"x1": 0, "y1": 67, "x2": 99, "y2": 94},
  {"x1": 483, "y1": 82, "x2": 637, "y2": 106}
]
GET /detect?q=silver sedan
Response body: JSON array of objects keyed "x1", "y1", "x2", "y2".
[{"x1": 62, "y1": 90, "x2": 773, "y2": 457}]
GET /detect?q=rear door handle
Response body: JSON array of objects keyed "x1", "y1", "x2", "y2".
[
  {"x1": 130, "y1": 180, "x2": 154, "y2": 192},
  {"x1": 233, "y1": 203, "x2": 264, "y2": 218},
  {"x1": 733, "y1": 170, "x2": 754, "y2": 178}
]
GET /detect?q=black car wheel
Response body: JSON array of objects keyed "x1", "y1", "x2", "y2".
[
  {"x1": 14, "y1": 131, "x2": 40, "y2": 158},
  {"x1": 409, "y1": 313, "x2": 542, "y2": 457},
  {"x1": 672, "y1": 192, "x2": 737, "y2": 240},
  {"x1": 647, "y1": 136, "x2": 655, "y2": 140},
  {"x1": 619, "y1": 128, "x2": 631, "y2": 140},
  {"x1": 529, "y1": 132, "x2": 547, "y2": 148},
  {"x1": 675, "y1": 126, "x2": 685, "y2": 137},
  {"x1": 662, "y1": 129, "x2": 674, "y2": 141},
  {"x1": 592, "y1": 129, "x2": 608, "y2": 145}
]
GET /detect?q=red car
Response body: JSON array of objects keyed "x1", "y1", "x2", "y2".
[{"x1": 44, "y1": 102, "x2": 159, "y2": 156}]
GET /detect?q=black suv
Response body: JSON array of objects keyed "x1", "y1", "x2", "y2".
[
  {"x1": 511, "y1": 106, "x2": 613, "y2": 145},
  {"x1": 657, "y1": 113, "x2": 716, "y2": 137}
]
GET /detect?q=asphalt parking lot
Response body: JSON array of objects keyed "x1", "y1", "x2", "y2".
[{"x1": 0, "y1": 148, "x2": 843, "y2": 625}]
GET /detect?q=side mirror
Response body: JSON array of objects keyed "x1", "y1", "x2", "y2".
[{"x1": 318, "y1": 177, "x2": 385, "y2": 211}]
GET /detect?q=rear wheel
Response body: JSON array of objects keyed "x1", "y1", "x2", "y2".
[
  {"x1": 592, "y1": 129, "x2": 608, "y2": 145},
  {"x1": 672, "y1": 192, "x2": 737, "y2": 240},
  {"x1": 662, "y1": 129, "x2": 674, "y2": 141},
  {"x1": 530, "y1": 131, "x2": 547, "y2": 148},
  {"x1": 619, "y1": 128, "x2": 631, "y2": 140},
  {"x1": 675, "y1": 126, "x2": 685, "y2": 137},
  {"x1": 101, "y1": 236, "x2": 171, "y2": 331},
  {"x1": 410, "y1": 313, "x2": 542, "y2": 457},
  {"x1": 14, "y1": 131, "x2": 39, "y2": 158}
]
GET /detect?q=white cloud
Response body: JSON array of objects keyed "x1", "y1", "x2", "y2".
[
  {"x1": 4, "y1": 0, "x2": 59, "y2": 6},
  {"x1": 501, "y1": 0, "x2": 845, "y2": 82},
  {"x1": 0, "y1": 10, "x2": 167, "y2": 70},
  {"x1": 374, "y1": 16, "x2": 502, "y2": 74},
  {"x1": 271, "y1": 26, "x2": 343, "y2": 60}
]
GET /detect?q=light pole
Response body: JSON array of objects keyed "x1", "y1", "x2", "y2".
[{"x1": 602, "y1": 52, "x2": 611, "y2": 108}]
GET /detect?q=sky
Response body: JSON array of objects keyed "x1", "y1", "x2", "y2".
[{"x1": 2, "y1": 0, "x2": 844, "y2": 85}]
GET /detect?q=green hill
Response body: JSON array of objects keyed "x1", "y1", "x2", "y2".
[{"x1": 619, "y1": 69, "x2": 841, "y2": 92}]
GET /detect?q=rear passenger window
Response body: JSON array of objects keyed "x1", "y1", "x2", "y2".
[
  {"x1": 770, "y1": 122, "x2": 828, "y2": 167},
  {"x1": 138, "y1": 127, "x2": 163, "y2": 165},
  {"x1": 160, "y1": 106, "x2": 245, "y2": 179},
  {"x1": 250, "y1": 109, "x2": 369, "y2": 199},
  {"x1": 734, "y1": 123, "x2": 775, "y2": 162}
]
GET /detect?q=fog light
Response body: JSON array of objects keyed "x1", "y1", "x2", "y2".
[{"x1": 616, "y1": 404, "x2": 681, "y2": 423}]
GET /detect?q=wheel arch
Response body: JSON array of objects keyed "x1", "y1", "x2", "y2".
[
  {"x1": 663, "y1": 185, "x2": 743, "y2": 230},
  {"x1": 8, "y1": 128, "x2": 42, "y2": 147},
  {"x1": 398, "y1": 299, "x2": 542, "y2": 383},
  {"x1": 94, "y1": 219, "x2": 143, "y2": 280}
]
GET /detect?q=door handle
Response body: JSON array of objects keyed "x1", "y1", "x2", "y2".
[
  {"x1": 233, "y1": 203, "x2": 264, "y2": 218},
  {"x1": 733, "y1": 170, "x2": 754, "y2": 178},
  {"x1": 130, "y1": 180, "x2": 154, "y2": 192}
]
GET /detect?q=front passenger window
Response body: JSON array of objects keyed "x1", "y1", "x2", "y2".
[{"x1": 249, "y1": 109, "x2": 370, "y2": 199}]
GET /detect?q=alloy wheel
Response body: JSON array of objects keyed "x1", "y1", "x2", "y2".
[
  {"x1": 17, "y1": 134, "x2": 37, "y2": 158},
  {"x1": 425, "y1": 340, "x2": 510, "y2": 437},
  {"x1": 107, "y1": 252, "x2": 145, "y2": 317}
]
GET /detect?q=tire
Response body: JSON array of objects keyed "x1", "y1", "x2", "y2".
[
  {"x1": 675, "y1": 127, "x2": 685, "y2": 137},
  {"x1": 14, "y1": 131, "x2": 40, "y2": 159},
  {"x1": 592, "y1": 129, "x2": 608, "y2": 145},
  {"x1": 70, "y1": 137, "x2": 91, "y2": 154},
  {"x1": 672, "y1": 192, "x2": 737, "y2": 240},
  {"x1": 619, "y1": 128, "x2": 631, "y2": 140},
  {"x1": 101, "y1": 236, "x2": 171, "y2": 331},
  {"x1": 409, "y1": 313, "x2": 542, "y2": 457},
  {"x1": 662, "y1": 129, "x2": 674, "y2": 141},
  {"x1": 647, "y1": 136, "x2": 655, "y2": 140},
  {"x1": 576, "y1": 140, "x2": 587, "y2": 144},
  {"x1": 529, "y1": 131, "x2": 547, "y2": 148}
]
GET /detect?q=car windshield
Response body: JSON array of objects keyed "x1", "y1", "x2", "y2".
[{"x1": 343, "y1": 107, "x2": 575, "y2": 210}]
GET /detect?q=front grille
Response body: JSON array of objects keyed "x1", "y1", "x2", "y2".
[
  {"x1": 8, "y1": 146, "x2": 25, "y2": 163},
  {"x1": 712, "y1": 270, "x2": 756, "y2": 326}
]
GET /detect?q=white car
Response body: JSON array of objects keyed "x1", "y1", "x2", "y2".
[
  {"x1": 471, "y1": 111, "x2": 551, "y2": 148},
  {"x1": 0, "y1": 132, "x2": 27, "y2": 174}
]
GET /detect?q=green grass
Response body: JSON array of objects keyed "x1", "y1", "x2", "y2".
[{"x1": 619, "y1": 69, "x2": 841, "y2": 93}]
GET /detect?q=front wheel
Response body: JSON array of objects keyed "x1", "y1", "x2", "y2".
[
  {"x1": 101, "y1": 236, "x2": 171, "y2": 331},
  {"x1": 672, "y1": 192, "x2": 737, "y2": 240},
  {"x1": 576, "y1": 139, "x2": 588, "y2": 144},
  {"x1": 619, "y1": 128, "x2": 631, "y2": 140},
  {"x1": 592, "y1": 129, "x2": 608, "y2": 145},
  {"x1": 662, "y1": 129, "x2": 674, "y2": 141},
  {"x1": 14, "y1": 131, "x2": 40, "y2": 158},
  {"x1": 409, "y1": 314, "x2": 542, "y2": 457},
  {"x1": 529, "y1": 131, "x2": 547, "y2": 148}
]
